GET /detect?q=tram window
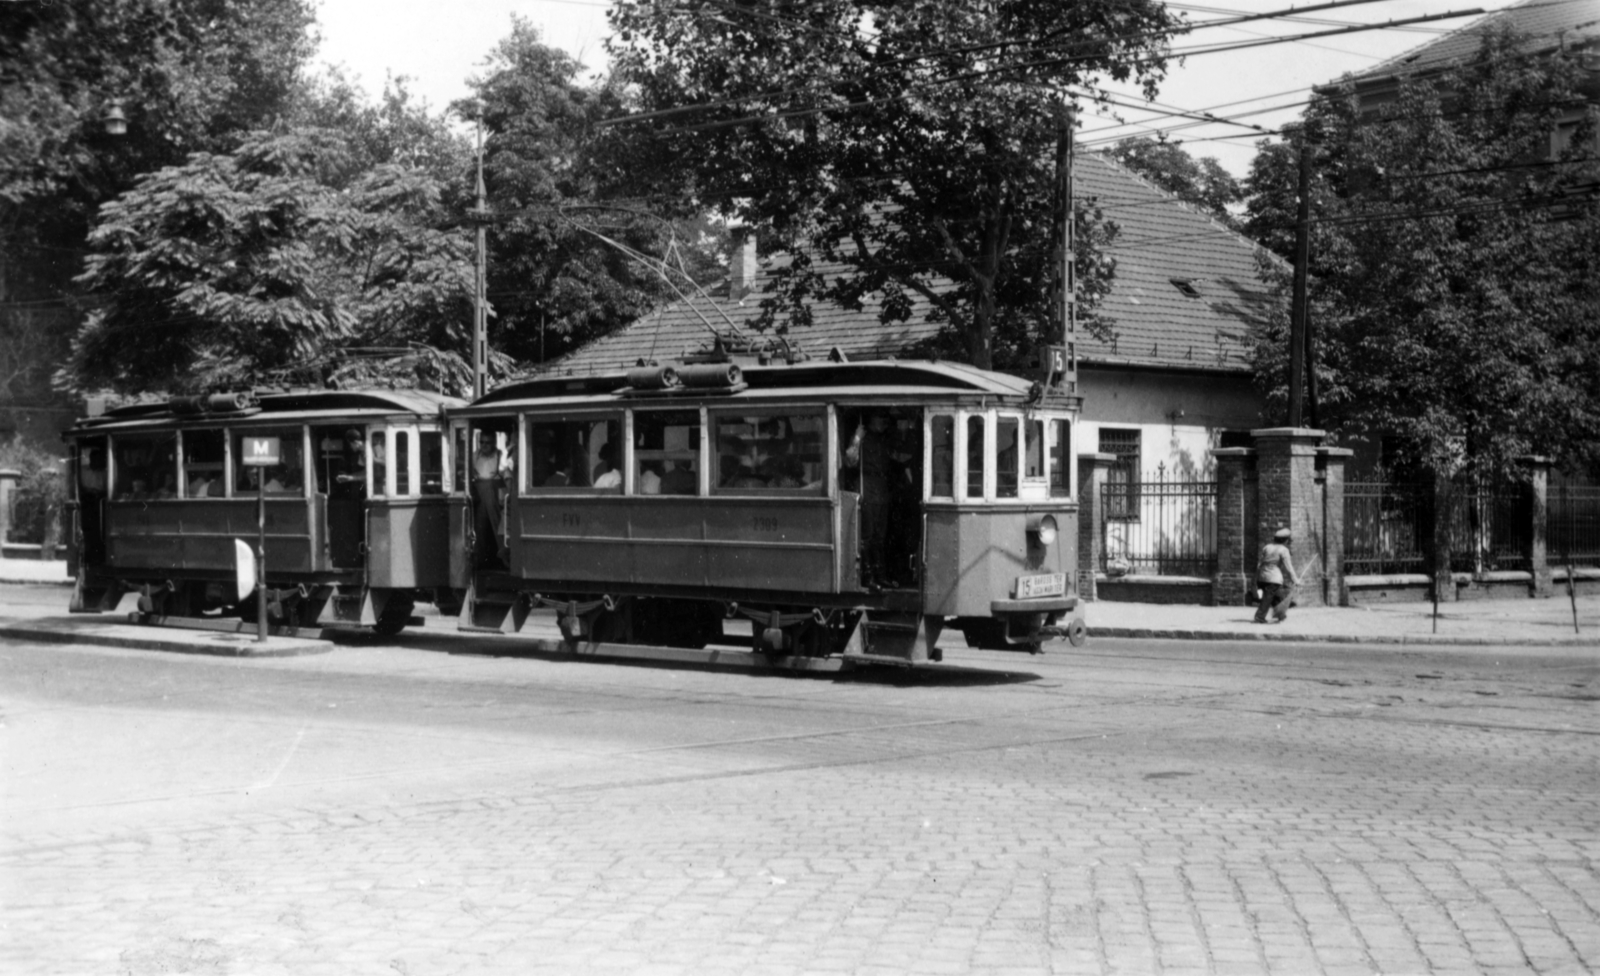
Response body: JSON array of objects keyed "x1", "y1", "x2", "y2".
[
  {"x1": 181, "y1": 430, "x2": 225, "y2": 498},
  {"x1": 996, "y1": 418, "x2": 1020, "y2": 498},
  {"x1": 452, "y1": 427, "x2": 469, "y2": 494},
  {"x1": 77, "y1": 439, "x2": 108, "y2": 499},
  {"x1": 964, "y1": 416, "x2": 985, "y2": 498},
  {"x1": 233, "y1": 429, "x2": 303, "y2": 496},
  {"x1": 633, "y1": 410, "x2": 700, "y2": 495},
  {"x1": 713, "y1": 412, "x2": 824, "y2": 495},
  {"x1": 526, "y1": 416, "x2": 621, "y2": 493},
  {"x1": 113, "y1": 433, "x2": 177, "y2": 500},
  {"x1": 313, "y1": 427, "x2": 367, "y2": 497},
  {"x1": 1049, "y1": 419, "x2": 1072, "y2": 498},
  {"x1": 420, "y1": 431, "x2": 445, "y2": 495},
  {"x1": 1025, "y1": 420, "x2": 1045, "y2": 479},
  {"x1": 394, "y1": 431, "x2": 412, "y2": 495},
  {"x1": 930, "y1": 415, "x2": 955, "y2": 498},
  {"x1": 370, "y1": 430, "x2": 388, "y2": 497}
]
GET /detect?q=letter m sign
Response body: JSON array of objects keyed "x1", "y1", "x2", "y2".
[{"x1": 242, "y1": 436, "x2": 281, "y2": 466}]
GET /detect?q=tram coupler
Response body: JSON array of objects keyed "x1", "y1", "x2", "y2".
[
  {"x1": 761, "y1": 610, "x2": 787, "y2": 653},
  {"x1": 558, "y1": 601, "x2": 584, "y2": 642}
]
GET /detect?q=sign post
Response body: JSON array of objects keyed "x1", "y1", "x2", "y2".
[{"x1": 241, "y1": 436, "x2": 281, "y2": 643}]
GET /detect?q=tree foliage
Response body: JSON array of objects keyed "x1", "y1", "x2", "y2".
[
  {"x1": 61, "y1": 129, "x2": 501, "y2": 397},
  {"x1": 1108, "y1": 137, "x2": 1242, "y2": 226},
  {"x1": 0, "y1": 0, "x2": 316, "y2": 298},
  {"x1": 460, "y1": 19, "x2": 722, "y2": 367},
  {"x1": 1244, "y1": 27, "x2": 1600, "y2": 480},
  {"x1": 605, "y1": 0, "x2": 1182, "y2": 369}
]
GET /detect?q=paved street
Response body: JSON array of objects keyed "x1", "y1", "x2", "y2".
[{"x1": 2, "y1": 589, "x2": 1597, "y2": 975}]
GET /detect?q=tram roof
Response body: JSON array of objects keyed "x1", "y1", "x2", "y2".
[
  {"x1": 68, "y1": 388, "x2": 464, "y2": 435},
  {"x1": 460, "y1": 359, "x2": 1048, "y2": 415}
]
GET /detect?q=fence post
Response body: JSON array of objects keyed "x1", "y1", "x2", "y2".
[
  {"x1": 1210, "y1": 447, "x2": 1256, "y2": 606},
  {"x1": 1077, "y1": 452, "x2": 1116, "y2": 602},
  {"x1": 1252, "y1": 428, "x2": 1336, "y2": 607},
  {"x1": 1516, "y1": 455, "x2": 1553, "y2": 598}
]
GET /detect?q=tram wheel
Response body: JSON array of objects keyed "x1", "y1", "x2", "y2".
[{"x1": 372, "y1": 594, "x2": 414, "y2": 637}]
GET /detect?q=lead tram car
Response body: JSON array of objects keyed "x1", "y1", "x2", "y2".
[
  {"x1": 455, "y1": 357, "x2": 1087, "y2": 665},
  {"x1": 65, "y1": 389, "x2": 465, "y2": 635}
]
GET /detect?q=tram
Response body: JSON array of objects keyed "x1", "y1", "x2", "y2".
[
  {"x1": 453, "y1": 356, "x2": 1086, "y2": 664},
  {"x1": 65, "y1": 388, "x2": 465, "y2": 635}
]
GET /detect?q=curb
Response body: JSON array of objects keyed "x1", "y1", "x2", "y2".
[
  {"x1": 1089, "y1": 626, "x2": 1596, "y2": 647},
  {"x1": 0, "y1": 623, "x2": 332, "y2": 658}
]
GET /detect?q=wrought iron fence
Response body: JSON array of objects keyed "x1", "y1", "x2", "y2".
[
  {"x1": 1345, "y1": 478, "x2": 1532, "y2": 576},
  {"x1": 1101, "y1": 465, "x2": 1217, "y2": 577},
  {"x1": 1548, "y1": 483, "x2": 1600, "y2": 567}
]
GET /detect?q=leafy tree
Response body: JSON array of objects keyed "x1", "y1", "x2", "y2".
[
  {"x1": 1244, "y1": 26, "x2": 1600, "y2": 481},
  {"x1": 460, "y1": 19, "x2": 722, "y2": 367},
  {"x1": 60, "y1": 129, "x2": 502, "y2": 397},
  {"x1": 1107, "y1": 137, "x2": 1242, "y2": 225},
  {"x1": 288, "y1": 68, "x2": 469, "y2": 187},
  {"x1": 0, "y1": 0, "x2": 316, "y2": 300},
  {"x1": 605, "y1": 0, "x2": 1182, "y2": 370}
]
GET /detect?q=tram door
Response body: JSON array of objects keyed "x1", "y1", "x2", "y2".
[
  {"x1": 314, "y1": 426, "x2": 367, "y2": 568},
  {"x1": 75, "y1": 436, "x2": 109, "y2": 568},
  {"x1": 838, "y1": 408, "x2": 924, "y2": 590}
]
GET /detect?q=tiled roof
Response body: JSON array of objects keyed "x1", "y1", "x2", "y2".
[
  {"x1": 1346, "y1": 0, "x2": 1600, "y2": 86},
  {"x1": 550, "y1": 153, "x2": 1272, "y2": 377}
]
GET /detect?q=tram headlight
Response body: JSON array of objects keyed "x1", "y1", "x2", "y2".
[{"x1": 1028, "y1": 514, "x2": 1058, "y2": 548}]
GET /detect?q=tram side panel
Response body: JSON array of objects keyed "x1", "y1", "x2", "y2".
[
  {"x1": 365, "y1": 498, "x2": 454, "y2": 589},
  {"x1": 104, "y1": 498, "x2": 318, "y2": 575},
  {"x1": 923, "y1": 505, "x2": 1078, "y2": 617},
  {"x1": 510, "y1": 496, "x2": 837, "y2": 594}
]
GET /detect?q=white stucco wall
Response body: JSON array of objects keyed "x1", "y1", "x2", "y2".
[{"x1": 1078, "y1": 368, "x2": 1260, "y2": 481}]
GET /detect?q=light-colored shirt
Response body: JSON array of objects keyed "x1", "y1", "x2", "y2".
[
  {"x1": 593, "y1": 469, "x2": 622, "y2": 489},
  {"x1": 1256, "y1": 542, "x2": 1299, "y2": 586},
  {"x1": 639, "y1": 469, "x2": 662, "y2": 494}
]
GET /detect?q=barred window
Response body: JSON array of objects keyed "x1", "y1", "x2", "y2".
[{"x1": 1099, "y1": 428, "x2": 1141, "y2": 520}]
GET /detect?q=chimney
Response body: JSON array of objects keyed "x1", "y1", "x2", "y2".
[{"x1": 728, "y1": 227, "x2": 757, "y2": 301}]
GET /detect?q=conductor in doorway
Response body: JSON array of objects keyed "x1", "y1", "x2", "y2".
[{"x1": 1253, "y1": 527, "x2": 1301, "y2": 624}]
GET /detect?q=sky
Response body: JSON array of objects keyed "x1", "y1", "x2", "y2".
[{"x1": 314, "y1": 0, "x2": 1529, "y2": 177}]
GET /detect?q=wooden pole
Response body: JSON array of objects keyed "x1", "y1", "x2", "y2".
[
  {"x1": 1289, "y1": 130, "x2": 1312, "y2": 429},
  {"x1": 474, "y1": 122, "x2": 489, "y2": 400}
]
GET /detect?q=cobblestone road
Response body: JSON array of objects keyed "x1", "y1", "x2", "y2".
[{"x1": 2, "y1": 632, "x2": 1596, "y2": 975}]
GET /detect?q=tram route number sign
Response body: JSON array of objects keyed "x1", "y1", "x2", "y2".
[
  {"x1": 1014, "y1": 572, "x2": 1066, "y2": 600},
  {"x1": 241, "y1": 436, "x2": 281, "y2": 466}
]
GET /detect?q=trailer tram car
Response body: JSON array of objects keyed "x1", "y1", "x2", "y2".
[
  {"x1": 453, "y1": 359, "x2": 1087, "y2": 665},
  {"x1": 66, "y1": 389, "x2": 465, "y2": 635}
]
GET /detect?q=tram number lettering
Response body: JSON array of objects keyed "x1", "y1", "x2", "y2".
[
  {"x1": 751, "y1": 516, "x2": 779, "y2": 532},
  {"x1": 560, "y1": 512, "x2": 581, "y2": 528}
]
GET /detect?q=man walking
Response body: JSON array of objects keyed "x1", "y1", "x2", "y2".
[{"x1": 1254, "y1": 527, "x2": 1301, "y2": 624}]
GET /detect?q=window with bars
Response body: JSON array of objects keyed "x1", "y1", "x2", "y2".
[{"x1": 1100, "y1": 428, "x2": 1141, "y2": 519}]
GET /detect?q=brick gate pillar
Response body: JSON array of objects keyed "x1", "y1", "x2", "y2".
[
  {"x1": 1077, "y1": 452, "x2": 1116, "y2": 602},
  {"x1": 1210, "y1": 447, "x2": 1256, "y2": 606},
  {"x1": 1252, "y1": 428, "x2": 1336, "y2": 607},
  {"x1": 1517, "y1": 455, "x2": 1553, "y2": 598},
  {"x1": 1316, "y1": 446, "x2": 1352, "y2": 607}
]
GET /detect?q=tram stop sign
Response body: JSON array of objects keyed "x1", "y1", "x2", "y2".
[{"x1": 241, "y1": 436, "x2": 281, "y2": 466}]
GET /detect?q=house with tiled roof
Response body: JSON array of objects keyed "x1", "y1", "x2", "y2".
[
  {"x1": 1332, "y1": 0, "x2": 1600, "y2": 155},
  {"x1": 550, "y1": 151, "x2": 1275, "y2": 484}
]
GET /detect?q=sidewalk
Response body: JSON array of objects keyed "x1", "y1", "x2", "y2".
[
  {"x1": 1, "y1": 560, "x2": 1593, "y2": 649},
  {"x1": 1084, "y1": 594, "x2": 1599, "y2": 646}
]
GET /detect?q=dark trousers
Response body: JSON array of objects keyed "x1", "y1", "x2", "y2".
[
  {"x1": 861, "y1": 499, "x2": 888, "y2": 583},
  {"x1": 1254, "y1": 582, "x2": 1290, "y2": 622}
]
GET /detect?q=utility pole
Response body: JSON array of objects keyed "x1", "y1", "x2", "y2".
[
  {"x1": 1049, "y1": 98, "x2": 1078, "y2": 394},
  {"x1": 1289, "y1": 129, "x2": 1312, "y2": 429},
  {"x1": 472, "y1": 121, "x2": 490, "y2": 400}
]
